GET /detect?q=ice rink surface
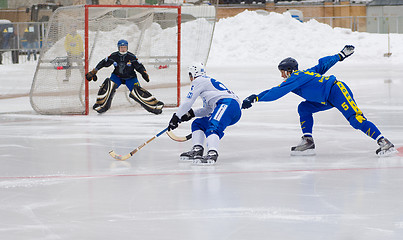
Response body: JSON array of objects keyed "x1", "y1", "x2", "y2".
[{"x1": 0, "y1": 61, "x2": 403, "y2": 240}]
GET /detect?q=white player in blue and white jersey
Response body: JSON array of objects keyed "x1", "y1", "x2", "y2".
[{"x1": 168, "y1": 63, "x2": 242, "y2": 164}]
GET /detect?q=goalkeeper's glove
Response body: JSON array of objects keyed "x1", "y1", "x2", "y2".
[
  {"x1": 168, "y1": 113, "x2": 180, "y2": 131},
  {"x1": 338, "y1": 45, "x2": 355, "y2": 61},
  {"x1": 85, "y1": 69, "x2": 98, "y2": 81},
  {"x1": 180, "y1": 109, "x2": 195, "y2": 122},
  {"x1": 242, "y1": 94, "x2": 258, "y2": 109}
]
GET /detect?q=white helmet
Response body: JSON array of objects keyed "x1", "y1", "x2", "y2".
[{"x1": 188, "y1": 62, "x2": 206, "y2": 79}]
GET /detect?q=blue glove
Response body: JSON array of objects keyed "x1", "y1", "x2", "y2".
[
  {"x1": 338, "y1": 45, "x2": 355, "y2": 61},
  {"x1": 242, "y1": 94, "x2": 258, "y2": 109}
]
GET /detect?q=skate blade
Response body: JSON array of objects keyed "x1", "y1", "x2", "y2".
[
  {"x1": 377, "y1": 147, "x2": 398, "y2": 157},
  {"x1": 290, "y1": 149, "x2": 316, "y2": 156},
  {"x1": 179, "y1": 156, "x2": 194, "y2": 161},
  {"x1": 192, "y1": 159, "x2": 216, "y2": 165}
]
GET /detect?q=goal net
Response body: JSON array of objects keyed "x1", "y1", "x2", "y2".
[{"x1": 30, "y1": 4, "x2": 216, "y2": 115}]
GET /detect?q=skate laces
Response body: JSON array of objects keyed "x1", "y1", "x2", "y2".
[
  {"x1": 378, "y1": 137, "x2": 393, "y2": 149},
  {"x1": 299, "y1": 136, "x2": 313, "y2": 145},
  {"x1": 193, "y1": 145, "x2": 203, "y2": 151},
  {"x1": 207, "y1": 150, "x2": 218, "y2": 156},
  {"x1": 376, "y1": 137, "x2": 396, "y2": 156}
]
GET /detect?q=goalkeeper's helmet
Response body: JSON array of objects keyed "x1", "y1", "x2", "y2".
[
  {"x1": 117, "y1": 39, "x2": 128, "y2": 48},
  {"x1": 117, "y1": 39, "x2": 128, "y2": 54},
  {"x1": 188, "y1": 62, "x2": 206, "y2": 79},
  {"x1": 278, "y1": 57, "x2": 298, "y2": 72}
]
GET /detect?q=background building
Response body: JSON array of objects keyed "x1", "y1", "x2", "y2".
[{"x1": 367, "y1": 0, "x2": 403, "y2": 33}]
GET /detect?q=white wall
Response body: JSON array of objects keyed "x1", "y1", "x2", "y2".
[{"x1": 367, "y1": 5, "x2": 403, "y2": 33}]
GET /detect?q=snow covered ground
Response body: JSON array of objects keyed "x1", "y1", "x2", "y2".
[{"x1": 0, "y1": 11, "x2": 403, "y2": 240}]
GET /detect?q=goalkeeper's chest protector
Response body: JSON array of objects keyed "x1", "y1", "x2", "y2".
[{"x1": 96, "y1": 52, "x2": 146, "y2": 79}]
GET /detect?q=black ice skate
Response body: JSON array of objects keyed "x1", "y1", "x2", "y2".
[
  {"x1": 193, "y1": 150, "x2": 218, "y2": 165},
  {"x1": 290, "y1": 136, "x2": 315, "y2": 156},
  {"x1": 180, "y1": 145, "x2": 204, "y2": 161},
  {"x1": 376, "y1": 137, "x2": 397, "y2": 156}
]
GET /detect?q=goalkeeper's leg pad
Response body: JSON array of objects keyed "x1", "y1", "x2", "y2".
[
  {"x1": 129, "y1": 86, "x2": 164, "y2": 115},
  {"x1": 93, "y1": 78, "x2": 117, "y2": 114}
]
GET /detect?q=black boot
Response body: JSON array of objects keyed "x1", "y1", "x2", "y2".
[
  {"x1": 291, "y1": 136, "x2": 315, "y2": 156},
  {"x1": 180, "y1": 145, "x2": 204, "y2": 161},
  {"x1": 376, "y1": 137, "x2": 396, "y2": 156},
  {"x1": 193, "y1": 150, "x2": 218, "y2": 165}
]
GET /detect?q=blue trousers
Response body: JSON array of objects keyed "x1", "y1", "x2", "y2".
[
  {"x1": 298, "y1": 81, "x2": 381, "y2": 140},
  {"x1": 110, "y1": 73, "x2": 139, "y2": 91},
  {"x1": 191, "y1": 98, "x2": 242, "y2": 139}
]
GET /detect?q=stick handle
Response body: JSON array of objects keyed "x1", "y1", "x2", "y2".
[
  {"x1": 129, "y1": 127, "x2": 168, "y2": 156},
  {"x1": 156, "y1": 127, "x2": 169, "y2": 137},
  {"x1": 109, "y1": 127, "x2": 169, "y2": 161}
]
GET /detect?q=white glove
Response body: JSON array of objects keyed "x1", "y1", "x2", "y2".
[{"x1": 339, "y1": 45, "x2": 355, "y2": 61}]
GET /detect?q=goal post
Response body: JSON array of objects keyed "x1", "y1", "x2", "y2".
[
  {"x1": 83, "y1": 5, "x2": 182, "y2": 115},
  {"x1": 30, "y1": 4, "x2": 215, "y2": 115}
]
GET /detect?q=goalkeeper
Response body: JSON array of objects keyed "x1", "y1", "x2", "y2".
[
  {"x1": 85, "y1": 39, "x2": 164, "y2": 114},
  {"x1": 242, "y1": 45, "x2": 396, "y2": 157}
]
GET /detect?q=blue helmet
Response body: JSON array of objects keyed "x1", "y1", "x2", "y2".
[
  {"x1": 117, "y1": 39, "x2": 128, "y2": 49},
  {"x1": 278, "y1": 57, "x2": 298, "y2": 72}
]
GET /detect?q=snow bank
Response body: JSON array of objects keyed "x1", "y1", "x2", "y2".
[{"x1": 208, "y1": 10, "x2": 403, "y2": 66}]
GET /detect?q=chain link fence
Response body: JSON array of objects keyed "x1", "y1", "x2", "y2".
[{"x1": 0, "y1": 21, "x2": 47, "y2": 64}]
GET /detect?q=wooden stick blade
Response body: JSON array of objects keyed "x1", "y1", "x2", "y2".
[
  {"x1": 166, "y1": 130, "x2": 192, "y2": 142},
  {"x1": 109, "y1": 150, "x2": 131, "y2": 161}
]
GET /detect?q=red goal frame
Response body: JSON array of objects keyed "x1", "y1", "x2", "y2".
[{"x1": 83, "y1": 5, "x2": 182, "y2": 115}]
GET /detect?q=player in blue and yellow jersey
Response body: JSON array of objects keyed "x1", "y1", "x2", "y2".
[{"x1": 242, "y1": 45, "x2": 396, "y2": 156}]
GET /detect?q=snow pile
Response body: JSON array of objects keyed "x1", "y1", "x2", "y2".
[{"x1": 208, "y1": 10, "x2": 403, "y2": 66}]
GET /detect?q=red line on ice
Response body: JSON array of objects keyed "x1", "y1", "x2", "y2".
[{"x1": 1, "y1": 166, "x2": 403, "y2": 180}]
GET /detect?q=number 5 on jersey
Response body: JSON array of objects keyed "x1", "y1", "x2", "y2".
[{"x1": 341, "y1": 102, "x2": 349, "y2": 111}]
